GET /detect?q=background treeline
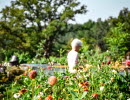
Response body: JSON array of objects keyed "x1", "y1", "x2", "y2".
[{"x1": 0, "y1": 0, "x2": 130, "y2": 63}]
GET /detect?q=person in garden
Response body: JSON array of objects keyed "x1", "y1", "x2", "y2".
[
  {"x1": 67, "y1": 38, "x2": 82, "y2": 73},
  {"x1": 9, "y1": 55, "x2": 19, "y2": 66}
]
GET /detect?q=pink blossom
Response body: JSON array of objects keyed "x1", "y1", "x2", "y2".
[
  {"x1": 126, "y1": 60, "x2": 130, "y2": 66},
  {"x1": 29, "y1": 70, "x2": 37, "y2": 79}
]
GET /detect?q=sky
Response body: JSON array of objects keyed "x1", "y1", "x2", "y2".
[{"x1": 0, "y1": 0, "x2": 130, "y2": 24}]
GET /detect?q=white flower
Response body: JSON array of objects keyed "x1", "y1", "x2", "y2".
[
  {"x1": 37, "y1": 95, "x2": 41, "y2": 99},
  {"x1": 24, "y1": 78, "x2": 29, "y2": 83},
  {"x1": 13, "y1": 93, "x2": 21, "y2": 98},
  {"x1": 112, "y1": 70, "x2": 117, "y2": 74},
  {"x1": 0, "y1": 68, "x2": 3, "y2": 72},
  {"x1": 78, "y1": 75, "x2": 83, "y2": 78},
  {"x1": 110, "y1": 77, "x2": 114, "y2": 82},
  {"x1": 3, "y1": 62, "x2": 9, "y2": 66},
  {"x1": 39, "y1": 92, "x2": 44, "y2": 96},
  {"x1": 31, "y1": 61, "x2": 34, "y2": 63},
  {"x1": 127, "y1": 99, "x2": 130, "y2": 100},
  {"x1": 100, "y1": 86, "x2": 104, "y2": 91},
  {"x1": 78, "y1": 83, "x2": 82, "y2": 87},
  {"x1": 79, "y1": 70, "x2": 84, "y2": 73},
  {"x1": 70, "y1": 82, "x2": 73, "y2": 85}
]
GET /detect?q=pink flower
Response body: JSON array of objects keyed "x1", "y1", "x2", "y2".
[
  {"x1": 29, "y1": 70, "x2": 37, "y2": 79},
  {"x1": 48, "y1": 76, "x2": 57, "y2": 85},
  {"x1": 126, "y1": 60, "x2": 130, "y2": 66}
]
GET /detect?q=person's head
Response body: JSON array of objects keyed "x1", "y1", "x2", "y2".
[{"x1": 71, "y1": 38, "x2": 82, "y2": 51}]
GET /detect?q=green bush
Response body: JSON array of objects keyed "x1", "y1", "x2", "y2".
[{"x1": 106, "y1": 23, "x2": 130, "y2": 60}]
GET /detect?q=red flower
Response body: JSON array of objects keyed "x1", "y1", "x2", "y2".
[
  {"x1": 83, "y1": 82, "x2": 89, "y2": 87},
  {"x1": 19, "y1": 88, "x2": 28, "y2": 94},
  {"x1": 48, "y1": 76, "x2": 57, "y2": 85},
  {"x1": 47, "y1": 66, "x2": 52, "y2": 69},
  {"x1": 0, "y1": 94, "x2": 4, "y2": 97},
  {"x1": 29, "y1": 70, "x2": 37, "y2": 79},
  {"x1": 106, "y1": 60, "x2": 111, "y2": 65},
  {"x1": 92, "y1": 93, "x2": 98, "y2": 99},
  {"x1": 83, "y1": 88, "x2": 89, "y2": 92},
  {"x1": 58, "y1": 98, "x2": 62, "y2": 100},
  {"x1": 45, "y1": 95, "x2": 53, "y2": 100},
  {"x1": 0, "y1": 94, "x2": 4, "y2": 99},
  {"x1": 126, "y1": 60, "x2": 130, "y2": 66},
  {"x1": 102, "y1": 62, "x2": 105, "y2": 65}
]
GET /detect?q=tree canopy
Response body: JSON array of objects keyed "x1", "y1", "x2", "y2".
[
  {"x1": 0, "y1": 0, "x2": 130, "y2": 62},
  {"x1": 0, "y1": 0, "x2": 87, "y2": 57}
]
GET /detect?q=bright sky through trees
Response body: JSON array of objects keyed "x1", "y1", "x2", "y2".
[{"x1": 0, "y1": 0, "x2": 130, "y2": 24}]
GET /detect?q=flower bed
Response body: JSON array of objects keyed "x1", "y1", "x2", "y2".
[{"x1": 0, "y1": 61, "x2": 130, "y2": 100}]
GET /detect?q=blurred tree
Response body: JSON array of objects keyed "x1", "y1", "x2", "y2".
[
  {"x1": 54, "y1": 19, "x2": 110, "y2": 53},
  {"x1": 0, "y1": 0, "x2": 87, "y2": 58},
  {"x1": 91, "y1": 18, "x2": 110, "y2": 51},
  {"x1": 107, "y1": 7, "x2": 130, "y2": 55},
  {"x1": 106, "y1": 23, "x2": 130, "y2": 60},
  {"x1": 67, "y1": 19, "x2": 110, "y2": 51},
  {"x1": 108, "y1": 8, "x2": 130, "y2": 33}
]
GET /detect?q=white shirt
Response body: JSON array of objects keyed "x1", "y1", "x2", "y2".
[{"x1": 67, "y1": 50, "x2": 79, "y2": 73}]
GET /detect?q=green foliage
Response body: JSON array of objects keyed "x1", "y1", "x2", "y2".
[
  {"x1": 31, "y1": 57, "x2": 48, "y2": 64},
  {"x1": 14, "y1": 52, "x2": 32, "y2": 63},
  {"x1": 1, "y1": 3, "x2": 130, "y2": 62},
  {"x1": 106, "y1": 23, "x2": 130, "y2": 60},
  {"x1": 80, "y1": 38, "x2": 90, "y2": 53},
  {"x1": 0, "y1": 0, "x2": 87, "y2": 59},
  {"x1": 56, "y1": 19, "x2": 110, "y2": 52},
  {"x1": 1, "y1": 52, "x2": 130, "y2": 99},
  {"x1": 49, "y1": 56, "x2": 67, "y2": 65}
]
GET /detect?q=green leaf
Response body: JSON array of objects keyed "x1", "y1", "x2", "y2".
[
  {"x1": 80, "y1": 92, "x2": 87, "y2": 99},
  {"x1": 70, "y1": 90, "x2": 78, "y2": 99}
]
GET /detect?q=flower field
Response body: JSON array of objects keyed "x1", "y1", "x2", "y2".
[
  {"x1": 0, "y1": 0, "x2": 130, "y2": 99},
  {"x1": 0, "y1": 52, "x2": 130, "y2": 100}
]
